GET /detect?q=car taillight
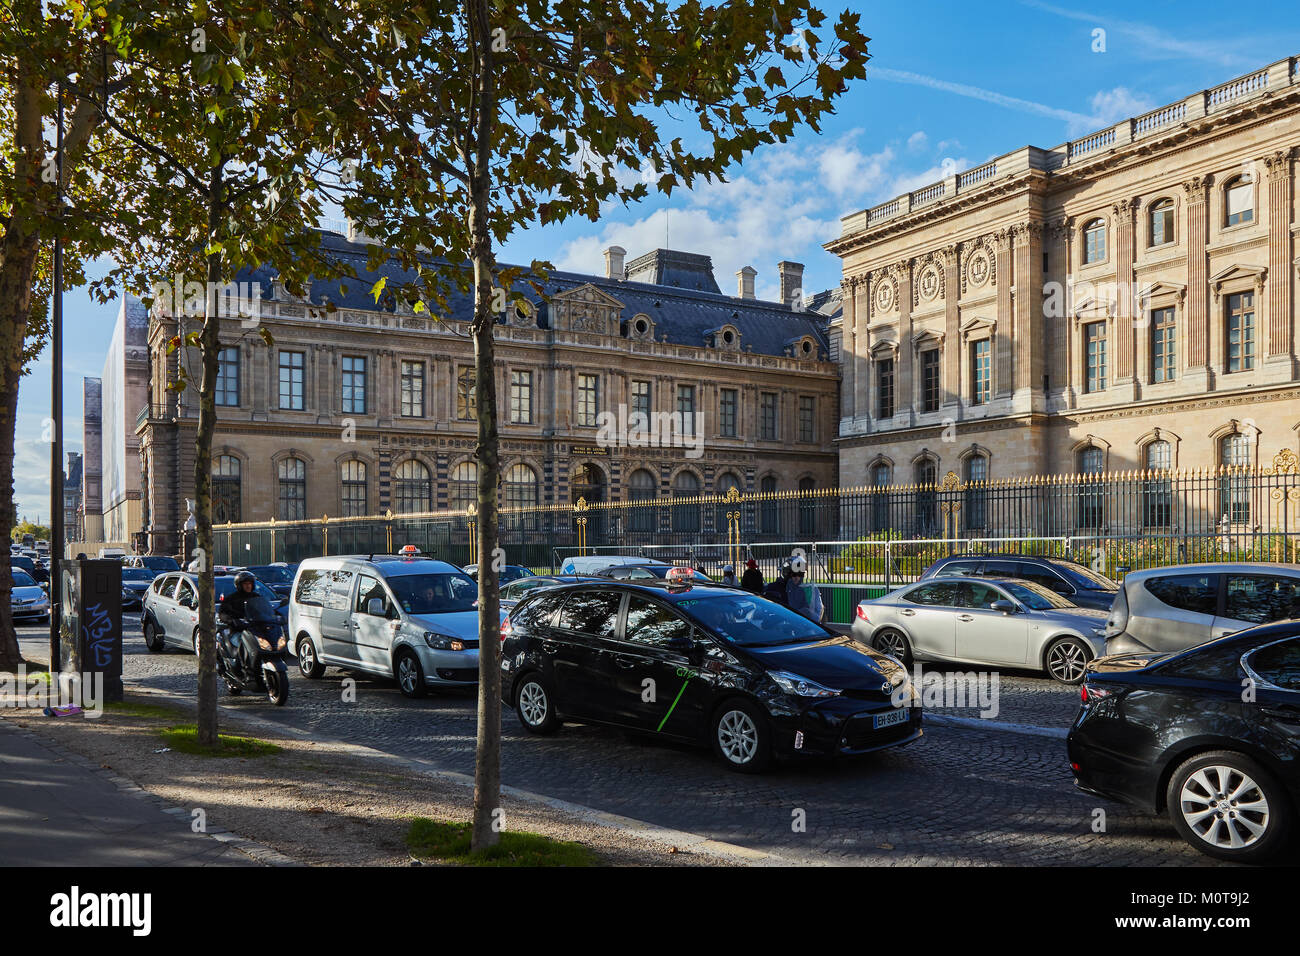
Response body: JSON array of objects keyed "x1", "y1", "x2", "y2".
[
  {"x1": 500, "y1": 618, "x2": 512, "y2": 641},
  {"x1": 855, "y1": 605, "x2": 870, "y2": 622},
  {"x1": 1081, "y1": 683, "x2": 1111, "y2": 705}
]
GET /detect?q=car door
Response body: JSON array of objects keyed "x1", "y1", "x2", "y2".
[
  {"x1": 172, "y1": 579, "x2": 200, "y2": 648},
  {"x1": 550, "y1": 588, "x2": 625, "y2": 719},
  {"x1": 150, "y1": 574, "x2": 177, "y2": 637},
  {"x1": 317, "y1": 569, "x2": 357, "y2": 661},
  {"x1": 608, "y1": 594, "x2": 714, "y2": 733},
  {"x1": 1242, "y1": 637, "x2": 1300, "y2": 752},
  {"x1": 352, "y1": 573, "x2": 397, "y2": 669},
  {"x1": 1138, "y1": 572, "x2": 1222, "y2": 650},
  {"x1": 1218, "y1": 575, "x2": 1300, "y2": 637},
  {"x1": 954, "y1": 581, "x2": 1029, "y2": 666},
  {"x1": 893, "y1": 582, "x2": 959, "y2": 659}
]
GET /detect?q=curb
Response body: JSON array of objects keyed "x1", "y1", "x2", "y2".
[{"x1": 0, "y1": 718, "x2": 300, "y2": 867}]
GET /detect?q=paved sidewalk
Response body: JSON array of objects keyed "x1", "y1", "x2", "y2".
[{"x1": 0, "y1": 720, "x2": 255, "y2": 866}]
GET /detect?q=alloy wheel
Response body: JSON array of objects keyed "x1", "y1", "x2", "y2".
[
  {"x1": 717, "y1": 709, "x2": 758, "y2": 765},
  {"x1": 1047, "y1": 640, "x2": 1087, "y2": 682},
  {"x1": 519, "y1": 681, "x2": 548, "y2": 726},
  {"x1": 878, "y1": 631, "x2": 907, "y2": 660},
  {"x1": 1179, "y1": 765, "x2": 1270, "y2": 850},
  {"x1": 398, "y1": 656, "x2": 418, "y2": 695}
]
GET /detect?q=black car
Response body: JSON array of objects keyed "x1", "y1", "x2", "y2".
[
  {"x1": 1068, "y1": 622, "x2": 1300, "y2": 863},
  {"x1": 595, "y1": 563, "x2": 711, "y2": 582},
  {"x1": 498, "y1": 574, "x2": 602, "y2": 610},
  {"x1": 119, "y1": 567, "x2": 158, "y2": 610},
  {"x1": 10, "y1": 554, "x2": 47, "y2": 586},
  {"x1": 244, "y1": 564, "x2": 297, "y2": 598},
  {"x1": 921, "y1": 554, "x2": 1119, "y2": 611},
  {"x1": 501, "y1": 580, "x2": 921, "y2": 772},
  {"x1": 462, "y1": 563, "x2": 535, "y2": 585}
]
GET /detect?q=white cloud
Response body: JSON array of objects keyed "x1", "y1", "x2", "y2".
[
  {"x1": 1070, "y1": 87, "x2": 1155, "y2": 136},
  {"x1": 906, "y1": 131, "x2": 928, "y2": 152},
  {"x1": 869, "y1": 65, "x2": 1097, "y2": 128},
  {"x1": 1019, "y1": 0, "x2": 1248, "y2": 68}
]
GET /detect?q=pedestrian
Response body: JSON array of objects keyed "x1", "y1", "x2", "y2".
[
  {"x1": 762, "y1": 559, "x2": 792, "y2": 606},
  {"x1": 741, "y1": 558, "x2": 764, "y2": 594},
  {"x1": 720, "y1": 564, "x2": 739, "y2": 587}
]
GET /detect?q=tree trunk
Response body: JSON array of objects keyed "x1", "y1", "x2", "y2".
[
  {"x1": 467, "y1": 0, "x2": 501, "y2": 854},
  {"x1": 193, "y1": 163, "x2": 224, "y2": 746}
]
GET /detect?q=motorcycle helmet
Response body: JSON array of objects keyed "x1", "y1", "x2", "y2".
[{"x1": 234, "y1": 570, "x2": 257, "y2": 588}]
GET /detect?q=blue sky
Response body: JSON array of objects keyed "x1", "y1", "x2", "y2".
[{"x1": 17, "y1": 0, "x2": 1300, "y2": 521}]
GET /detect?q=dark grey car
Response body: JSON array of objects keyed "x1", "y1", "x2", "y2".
[{"x1": 920, "y1": 554, "x2": 1119, "y2": 611}]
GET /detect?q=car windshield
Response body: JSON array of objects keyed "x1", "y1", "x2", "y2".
[
  {"x1": 1051, "y1": 560, "x2": 1118, "y2": 590},
  {"x1": 678, "y1": 593, "x2": 826, "y2": 647},
  {"x1": 140, "y1": 557, "x2": 179, "y2": 571},
  {"x1": 121, "y1": 568, "x2": 155, "y2": 582},
  {"x1": 10, "y1": 570, "x2": 35, "y2": 587},
  {"x1": 388, "y1": 573, "x2": 478, "y2": 614},
  {"x1": 247, "y1": 566, "x2": 294, "y2": 583},
  {"x1": 1000, "y1": 580, "x2": 1077, "y2": 610}
]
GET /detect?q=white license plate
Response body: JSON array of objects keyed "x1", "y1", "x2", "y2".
[{"x1": 873, "y1": 708, "x2": 909, "y2": 730}]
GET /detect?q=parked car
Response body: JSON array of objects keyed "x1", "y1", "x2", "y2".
[
  {"x1": 498, "y1": 574, "x2": 601, "y2": 611},
  {"x1": 119, "y1": 567, "x2": 159, "y2": 610},
  {"x1": 288, "y1": 555, "x2": 481, "y2": 697},
  {"x1": 920, "y1": 554, "x2": 1119, "y2": 611},
  {"x1": 855, "y1": 576, "x2": 1108, "y2": 683},
  {"x1": 558, "y1": 554, "x2": 646, "y2": 575},
  {"x1": 97, "y1": 547, "x2": 127, "y2": 560},
  {"x1": 244, "y1": 564, "x2": 298, "y2": 598},
  {"x1": 9, "y1": 568, "x2": 50, "y2": 623},
  {"x1": 594, "y1": 563, "x2": 712, "y2": 583},
  {"x1": 1069, "y1": 622, "x2": 1300, "y2": 863},
  {"x1": 142, "y1": 572, "x2": 285, "y2": 653},
  {"x1": 123, "y1": 555, "x2": 181, "y2": 573},
  {"x1": 1106, "y1": 562, "x2": 1300, "y2": 656},
  {"x1": 10, "y1": 554, "x2": 47, "y2": 586},
  {"x1": 461, "y1": 563, "x2": 535, "y2": 585},
  {"x1": 501, "y1": 578, "x2": 921, "y2": 772}
]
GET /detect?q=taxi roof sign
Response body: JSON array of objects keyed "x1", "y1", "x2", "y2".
[
  {"x1": 399, "y1": 544, "x2": 421, "y2": 558},
  {"x1": 665, "y1": 566, "x2": 694, "y2": 587}
]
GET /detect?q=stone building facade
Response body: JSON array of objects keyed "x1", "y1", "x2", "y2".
[
  {"x1": 136, "y1": 236, "x2": 840, "y2": 554},
  {"x1": 825, "y1": 54, "x2": 1300, "y2": 528}
]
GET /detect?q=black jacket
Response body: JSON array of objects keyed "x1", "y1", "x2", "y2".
[
  {"x1": 762, "y1": 577, "x2": 789, "y2": 606},
  {"x1": 741, "y1": 567, "x2": 764, "y2": 594},
  {"x1": 219, "y1": 585, "x2": 257, "y2": 624}
]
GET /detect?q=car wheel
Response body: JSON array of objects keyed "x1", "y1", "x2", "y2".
[
  {"x1": 394, "y1": 648, "x2": 427, "y2": 699},
  {"x1": 192, "y1": 629, "x2": 201, "y2": 656},
  {"x1": 515, "y1": 673, "x2": 560, "y2": 735},
  {"x1": 296, "y1": 637, "x2": 326, "y2": 679},
  {"x1": 1166, "y1": 751, "x2": 1292, "y2": 863},
  {"x1": 710, "y1": 699, "x2": 771, "y2": 773},
  {"x1": 873, "y1": 629, "x2": 912, "y2": 666},
  {"x1": 143, "y1": 618, "x2": 165, "y2": 653},
  {"x1": 1044, "y1": 637, "x2": 1090, "y2": 684}
]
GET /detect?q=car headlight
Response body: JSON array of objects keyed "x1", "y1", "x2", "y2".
[
  {"x1": 424, "y1": 631, "x2": 454, "y2": 650},
  {"x1": 770, "y1": 670, "x2": 841, "y2": 699}
]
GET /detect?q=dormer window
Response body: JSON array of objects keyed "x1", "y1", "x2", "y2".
[{"x1": 628, "y1": 313, "x2": 655, "y2": 340}]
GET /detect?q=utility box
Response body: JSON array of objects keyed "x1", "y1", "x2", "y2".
[{"x1": 58, "y1": 559, "x2": 124, "y2": 704}]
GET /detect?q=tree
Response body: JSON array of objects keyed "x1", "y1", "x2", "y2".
[{"x1": 332, "y1": 0, "x2": 869, "y2": 850}]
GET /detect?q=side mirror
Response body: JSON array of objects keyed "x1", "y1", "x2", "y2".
[
  {"x1": 367, "y1": 597, "x2": 385, "y2": 616},
  {"x1": 990, "y1": 599, "x2": 1016, "y2": 614}
]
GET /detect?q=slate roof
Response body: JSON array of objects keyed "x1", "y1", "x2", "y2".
[{"x1": 240, "y1": 229, "x2": 836, "y2": 362}]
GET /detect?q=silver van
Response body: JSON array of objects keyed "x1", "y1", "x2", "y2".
[
  {"x1": 1106, "y1": 562, "x2": 1300, "y2": 655},
  {"x1": 288, "y1": 555, "x2": 481, "y2": 697}
]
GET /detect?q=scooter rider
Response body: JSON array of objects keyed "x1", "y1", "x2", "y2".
[{"x1": 219, "y1": 571, "x2": 263, "y2": 674}]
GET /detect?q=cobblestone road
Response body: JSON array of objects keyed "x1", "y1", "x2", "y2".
[{"x1": 19, "y1": 625, "x2": 1222, "y2": 866}]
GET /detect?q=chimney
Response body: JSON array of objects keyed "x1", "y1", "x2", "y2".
[
  {"x1": 736, "y1": 265, "x2": 757, "y2": 300},
  {"x1": 778, "y1": 261, "x2": 805, "y2": 308},
  {"x1": 604, "y1": 245, "x2": 627, "y2": 279}
]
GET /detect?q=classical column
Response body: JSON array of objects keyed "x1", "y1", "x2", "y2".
[
  {"x1": 1183, "y1": 176, "x2": 1211, "y2": 392},
  {"x1": 1265, "y1": 148, "x2": 1296, "y2": 372},
  {"x1": 1112, "y1": 199, "x2": 1137, "y2": 396},
  {"x1": 942, "y1": 244, "x2": 961, "y2": 411},
  {"x1": 1012, "y1": 221, "x2": 1045, "y2": 410},
  {"x1": 994, "y1": 230, "x2": 1013, "y2": 399},
  {"x1": 896, "y1": 258, "x2": 915, "y2": 425},
  {"x1": 853, "y1": 277, "x2": 870, "y2": 418},
  {"x1": 840, "y1": 277, "x2": 857, "y2": 424}
]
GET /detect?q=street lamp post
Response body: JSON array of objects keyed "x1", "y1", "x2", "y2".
[{"x1": 48, "y1": 82, "x2": 65, "y2": 665}]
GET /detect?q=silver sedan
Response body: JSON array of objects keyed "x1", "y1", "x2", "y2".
[{"x1": 852, "y1": 577, "x2": 1109, "y2": 683}]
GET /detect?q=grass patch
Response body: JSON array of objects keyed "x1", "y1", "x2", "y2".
[
  {"x1": 105, "y1": 700, "x2": 184, "y2": 720},
  {"x1": 158, "y1": 725, "x2": 283, "y2": 758},
  {"x1": 406, "y1": 817, "x2": 594, "y2": 867}
]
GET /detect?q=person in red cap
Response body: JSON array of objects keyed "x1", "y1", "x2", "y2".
[{"x1": 740, "y1": 557, "x2": 764, "y2": 594}]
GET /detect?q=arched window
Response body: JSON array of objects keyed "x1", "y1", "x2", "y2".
[
  {"x1": 393, "y1": 460, "x2": 432, "y2": 514},
  {"x1": 1077, "y1": 447, "x2": 1105, "y2": 528},
  {"x1": 1148, "y1": 198, "x2": 1175, "y2": 247},
  {"x1": 1220, "y1": 433, "x2": 1251, "y2": 524},
  {"x1": 914, "y1": 459, "x2": 938, "y2": 535},
  {"x1": 672, "y1": 471, "x2": 701, "y2": 534},
  {"x1": 1142, "y1": 441, "x2": 1172, "y2": 528},
  {"x1": 759, "y1": 475, "x2": 779, "y2": 537},
  {"x1": 503, "y1": 463, "x2": 538, "y2": 531},
  {"x1": 212, "y1": 455, "x2": 241, "y2": 524},
  {"x1": 1083, "y1": 218, "x2": 1106, "y2": 263},
  {"x1": 628, "y1": 468, "x2": 657, "y2": 534},
  {"x1": 450, "y1": 461, "x2": 477, "y2": 511},
  {"x1": 964, "y1": 454, "x2": 987, "y2": 530},
  {"x1": 798, "y1": 476, "x2": 816, "y2": 537},
  {"x1": 871, "y1": 462, "x2": 892, "y2": 531},
  {"x1": 1225, "y1": 175, "x2": 1253, "y2": 227},
  {"x1": 277, "y1": 457, "x2": 306, "y2": 521},
  {"x1": 340, "y1": 460, "x2": 368, "y2": 517}
]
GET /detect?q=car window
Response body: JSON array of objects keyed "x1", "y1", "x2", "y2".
[
  {"x1": 955, "y1": 582, "x2": 1003, "y2": 609},
  {"x1": 623, "y1": 596, "x2": 693, "y2": 647},
  {"x1": 513, "y1": 592, "x2": 565, "y2": 628},
  {"x1": 121, "y1": 568, "x2": 154, "y2": 582},
  {"x1": 10, "y1": 570, "x2": 35, "y2": 587},
  {"x1": 1243, "y1": 638, "x2": 1300, "y2": 691},
  {"x1": 1224, "y1": 575, "x2": 1300, "y2": 625},
  {"x1": 1145, "y1": 574, "x2": 1219, "y2": 615},
  {"x1": 1014, "y1": 565, "x2": 1072, "y2": 593},
  {"x1": 295, "y1": 568, "x2": 329, "y2": 606},
  {"x1": 983, "y1": 560, "x2": 1020, "y2": 577},
  {"x1": 322, "y1": 571, "x2": 355, "y2": 611},
  {"x1": 158, "y1": 575, "x2": 178, "y2": 599},
  {"x1": 1159, "y1": 642, "x2": 1248, "y2": 682},
  {"x1": 556, "y1": 590, "x2": 622, "y2": 637},
  {"x1": 1001, "y1": 580, "x2": 1074, "y2": 610},
  {"x1": 388, "y1": 574, "x2": 478, "y2": 614},
  {"x1": 933, "y1": 561, "x2": 979, "y2": 578},
  {"x1": 1050, "y1": 560, "x2": 1118, "y2": 591},
  {"x1": 904, "y1": 582, "x2": 959, "y2": 606},
  {"x1": 176, "y1": 581, "x2": 197, "y2": 607},
  {"x1": 506, "y1": 578, "x2": 550, "y2": 599},
  {"x1": 679, "y1": 593, "x2": 824, "y2": 647},
  {"x1": 355, "y1": 575, "x2": 390, "y2": 615}
]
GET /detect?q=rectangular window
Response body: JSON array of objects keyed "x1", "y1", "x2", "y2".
[
  {"x1": 576, "y1": 373, "x2": 599, "y2": 427},
  {"x1": 278, "y1": 351, "x2": 305, "y2": 410},
  {"x1": 676, "y1": 385, "x2": 695, "y2": 436},
  {"x1": 798, "y1": 395, "x2": 815, "y2": 443},
  {"x1": 920, "y1": 349, "x2": 940, "y2": 413},
  {"x1": 1227, "y1": 292, "x2": 1255, "y2": 372},
  {"x1": 1151, "y1": 308, "x2": 1176, "y2": 383},
  {"x1": 877, "y1": 358, "x2": 894, "y2": 419},
  {"x1": 456, "y1": 367, "x2": 476, "y2": 420},
  {"x1": 760, "y1": 392, "x2": 778, "y2": 440},
  {"x1": 400, "y1": 361, "x2": 425, "y2": 417},
  {"x1": 1084, "y1": 321, "x2": 1107, "y2": 393},
  {"x1": 341, "y1": 355, "x2": 367, "y2": 414},
  {"x1": 510, "y1": 370, "x2": 533, "y2": 424},
  {"x1": 215, "y1": 347, "x2": 239, "y2": 407},
  {"x1": 631, "y1": 381, "x2": 650, "y2": 419},
  {"x1": 719, "y1": 388, "x2": 738, "y2": 438},
  {"x1": 970, "y1": 340, "x2": 990, "y2": 405}
]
